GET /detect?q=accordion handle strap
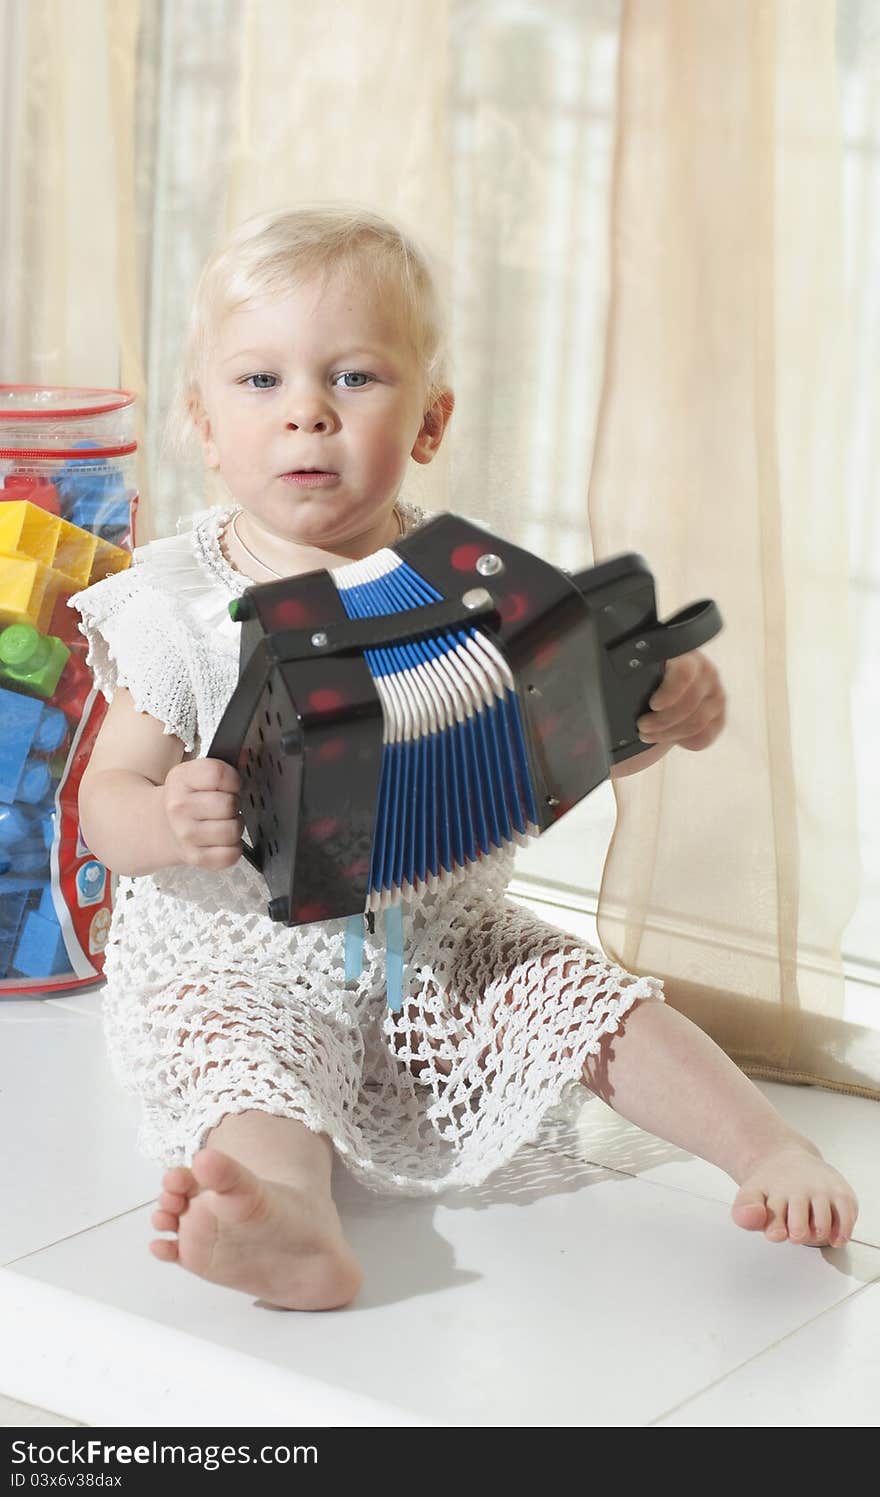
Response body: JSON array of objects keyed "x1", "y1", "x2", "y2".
[
  {"x1": 605, "y1": 599, "x2": 722, "y2": 679},
  {"x1": 266, "y1": 591, "x2": 501, "y2": 663}
]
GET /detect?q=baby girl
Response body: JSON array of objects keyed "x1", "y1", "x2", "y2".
[{"x1": 69, "y1": 205, "x2": 858, "y2": 1311}]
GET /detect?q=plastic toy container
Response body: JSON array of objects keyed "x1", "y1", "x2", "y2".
[{"x1": 0, "y1": 385, "x2": 139, "y2": 996}]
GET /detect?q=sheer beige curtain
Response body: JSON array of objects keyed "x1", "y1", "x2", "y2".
[
  {"x1": 591, "y1": 0, "x2": 875, "y2": 1099},
  {"x1": 1, "y1": 0, "x2": 876, "y2": 1097},
  {"x1": 0, "y1": 0, "x2": 148, "y2": 507}
]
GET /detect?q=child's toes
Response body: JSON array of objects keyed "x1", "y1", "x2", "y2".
[
  {"x1": 807, "y1": 1196, "x2": 833, "y2": 1245},
  {"x1": 149, "y1": 1237, "x2": 179, "y2": 1263},
  {"x1": 151, "y1": 1208, "x2": 179, "y2": 1232},
  {"x1": 786, "y1": 1196, "x2": 812, "y2": 1242},
  {"x1": 764, "y1": 1194, "x2": 789, "y2": 1241},
  {"x1": 157, "y1": 1190, "x2": 190, "y2": 1216},
  {"x1": 730, "y1": 1187, "x2": 769, "y2": 1231},
  {"x1": 831, "y1": 1194, "x2": 856, "y2": 1247},
  {"x1": 162, "y1": 1165, "x2": 199, "y2": 1198},
  {"x1": 190, "y1": 1148, "x2": 267, "y2": 1227}
]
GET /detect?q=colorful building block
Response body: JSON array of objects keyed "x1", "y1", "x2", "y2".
[
  {"x1": 0, "y1": 500, "x2": 61, "y2": 567},
  {"x1": 91, "y1": 530, "x2": 132, "y2": 579},
  {"x1": 0, "y1": 500, "x2": 98, "y2": 589},
  {"x1": 0, "y1": 623, "x2": 70, "y2": 698},
  {"x1": 1, "y1": 475, "x2": 62, "y2": 515},
  {"x1": 65, "y1": 493, "x2": 132, "y2": 547},
  {"x1": 0, "y1": 886, "x2": 31, "y2": 974},
  {"x1": 0, "y1": 553, "x2": 64, "y2": 633},
  {"x1": 40, "y1": 648, "x2": 94, "y2": 723},
  {"x1": 0, "y1": 498, "x2": 130, "y2": 633},
  {"x1": 0, "y1": 803, "x2": 55, "y2": 876},
  {"x1": 0, "y1": 686, "x2": 68, "y2": 804},
  {"x1": 12, "y1": 906, "x2": 69, "y2": 977},
  {"x1": 53, "y1": 449, "x2": 127, "y2": 503}
]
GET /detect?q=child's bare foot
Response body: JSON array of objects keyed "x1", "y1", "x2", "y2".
[
  {"x1": 148, "y1": 1147, "x2": 363, "y2": 1309},
  {"x1": 731, "y1": 1137, "x2": 859, "y2": 1248}
]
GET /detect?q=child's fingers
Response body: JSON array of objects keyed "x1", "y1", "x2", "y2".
[
  {"x1": 643, "y1": 700, "x2": 726, "y2": 749},
  {"x1": 186, "y1": 817, "x2": 244, "y2": 847},
  {"x1": 181, "y1": 842, "x2": 244, "y2": 870},
  {"x1": 188, "y1": 789, "x2": 241, "y2": 822},
  {"x1": 179, "y1": 756, "x2": 241, "y2": 794}
]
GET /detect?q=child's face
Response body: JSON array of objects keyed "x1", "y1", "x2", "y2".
[{"x1": 194, "y1": 271, "x2": 451, "y2": 553}]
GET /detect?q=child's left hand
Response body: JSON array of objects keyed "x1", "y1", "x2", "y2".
[{"x1": 635, "y1": 649, "x2": 726, "y2": 752}]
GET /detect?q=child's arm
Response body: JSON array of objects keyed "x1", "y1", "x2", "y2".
[
  {"x1": 78, "y1": 687, "x2": 188, "y2": 876},
  {"x1": 609, "y1": 743, "x2": 671, "y2": 779}
]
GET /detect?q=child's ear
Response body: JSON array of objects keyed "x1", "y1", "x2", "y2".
[
  {"x1": 412, "y1": 388, "x2": 455, "y2": 465},
  {"x1": 188, "y1": 388, "x2": 220, "y2": 469}
]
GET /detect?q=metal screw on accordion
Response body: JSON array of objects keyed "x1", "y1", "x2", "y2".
[
  {"x1": 546, "y1": 795, "x2": 560, "y2": 807},
  {"x1": 462, "y1": 587, "x2": 493, "y2": 610},
  {"x1": 310, "y1": 631, "x2": 329, "y2": 649},
  {"x1": 476, "y1": 553, "x2": 504, "y2": 577},
  {"x1": 628, "y1": 640, "x2": 649, "y2": 668}
]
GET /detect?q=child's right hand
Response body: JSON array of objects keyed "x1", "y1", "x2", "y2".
[{"x1": 161, "y1": 758, "x2": 244, "y2": 870}]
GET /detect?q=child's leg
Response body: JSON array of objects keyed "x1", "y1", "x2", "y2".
[
  {"x1": 578, "y1": 989, "x2": 859, "y2": 1247},
  {"x1": 150, "y1": 1111, "x2": 363, "y2": 1310},
  {"x1": 402, "y1": 900, "x2": 858, "y2": 1250}
]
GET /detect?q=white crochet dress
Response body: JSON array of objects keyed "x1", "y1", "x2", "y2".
[{"x1": 67, "y1": 498, "x2": 666, "y2": 1196}]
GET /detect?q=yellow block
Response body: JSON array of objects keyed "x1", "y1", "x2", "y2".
[
  {"x1": 0, "y1": 500, "x2": 60, "y2": 567},
  {"x1": 53, "y1": 519, "x2": 98, "y2": 589},
  {"x1": 90, "y1": 536, "x2": 132, "y2": 583},
  {"x1": 0, "y1": 555, "x2": 64, "y2": 633},
  {"x1": 0, "y1": 497, "x2": 132, "y2": 591}
]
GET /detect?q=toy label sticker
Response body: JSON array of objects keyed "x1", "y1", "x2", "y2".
[
  {"x1": 88, "y1": 907, "x2": 111, "y2": 954},
  {"x1": 76, "y1": 859, "x2": 106, "y2": 906}
]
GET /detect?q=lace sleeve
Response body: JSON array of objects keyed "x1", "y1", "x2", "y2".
[{"x1": 67, "y1": 568, "x2": 199, "y2": 753}]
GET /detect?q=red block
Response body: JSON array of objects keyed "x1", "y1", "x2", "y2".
[
  {"x1": 1, "y1": 475, "x2": 62, "y2": 515},
  {"x1": 51, "y1": 652, "x2": 94, "y2": 722}
]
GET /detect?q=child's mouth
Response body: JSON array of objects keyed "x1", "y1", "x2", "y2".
[{"x1": 281, "y1": 471, "x2": 339, "y2": 486}]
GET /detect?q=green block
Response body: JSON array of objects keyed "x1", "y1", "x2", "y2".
[{"x1": 0, "y1": 623, "x2": 71, "y2": 698}]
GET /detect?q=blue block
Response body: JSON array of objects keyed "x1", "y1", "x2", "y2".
[
  {"x1": 64, "y1": 491, "x2": 129, "y2": 525},
  {"x1": 54, "y1": 451, "x2": 126, "y2": 504},
  {"x1": 0, "y1": 803, "x2": 53, "y2": 874},
  {"x1": 37, "y1": 882, "x2": 56, "y2": 918},
  {"x1": 0, "y1": 884, "x2": 34, "y2": 976},
  {"x1": 0, "y1": 874, "x2": 44, "y2": 982},
  {"x1": 13, "y1": 906, "x2": 70, "y2": 978},
  {"x1": 0, "y1": 689, "x2": 43, "y2": 801},
  {"x1": 0, "y1": 688, "x2": 67, "y2": 804}
]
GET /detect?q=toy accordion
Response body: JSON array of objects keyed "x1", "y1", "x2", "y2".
[{"x1": 209, "y1": 512, "x2": 722, "y2": 945}]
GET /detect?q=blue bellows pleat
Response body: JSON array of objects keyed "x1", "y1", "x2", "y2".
[{"x1": 333, "y1": 548, "x2": 541, "y2": 1007}]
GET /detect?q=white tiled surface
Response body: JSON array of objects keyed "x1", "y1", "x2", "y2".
[{"x1": 1, "y1": 889, "x2": 878, "y2": 1428}]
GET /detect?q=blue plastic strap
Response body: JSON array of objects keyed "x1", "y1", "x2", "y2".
[
  {"x1": 384, "y1": 903, "x2": 405, "y2": 1012},
  {"x1": 344, "y1": 914, "x2": 365, "y2": 981}
]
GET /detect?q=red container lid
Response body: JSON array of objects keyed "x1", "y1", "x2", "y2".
[
  {"x1": 0, "y1": 384, "x2": 136, "y2": 419},
  {"x1": 0, "y1": 385, "x2": 137, "y2": 459}
]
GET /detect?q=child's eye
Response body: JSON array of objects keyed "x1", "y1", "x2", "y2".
[
  {"x1": 334, "y1": 371, "x2": 374, "y2": 389},
  {"x1": 241, "y1": 374, "x2": 278, "y2": 390},
  {"x1": 239, "y1": 371, "x2": 375, "y2": 391}
]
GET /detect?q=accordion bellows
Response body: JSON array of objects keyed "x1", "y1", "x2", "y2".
[
  {"x1": 208, "y1": 512, "x2": 722, "y2": 928},
  {"x1": 331, "y1": 545, "x2": 541, "y2": 910}
]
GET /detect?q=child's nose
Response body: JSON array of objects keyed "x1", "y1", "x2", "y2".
[{"x1": 286, "y1": 412, "x2": 333, "y2": 432}]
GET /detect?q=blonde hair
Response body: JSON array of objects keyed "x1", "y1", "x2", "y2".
[{"x1": 161, "y1": 202, "x2": 452, "y2": 466}]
